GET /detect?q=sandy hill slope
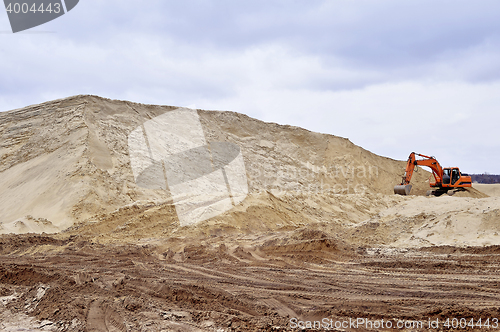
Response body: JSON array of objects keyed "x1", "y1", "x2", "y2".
[
  {"x1": 0, "y1": 95, "x2": 487, "y2": 247},
  {"x1": 0, "y1": 95, "x2": 430, "y2": 235},
  {"x1": 474, "y1": 183, "x2": 500, "y2": 197}
]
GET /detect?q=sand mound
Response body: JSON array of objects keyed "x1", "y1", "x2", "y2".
[
  {"x1": 3, "y1": 96, "x2": 500, "y2": 330},
  {"x1": 350, "y1": 195, "x2": 500, "y2": 247},
  {"x1": 474, "y1": 183, "x2": 500, "y2": 197},
  {"x1": 450, "y1": 187, "x2": 489, "y2": 198},
  {"x1": 0, "y1": 95, "x2": 428, "y2": 235},
  {"x1": 0, "y1": 95, "x2": 497, "y2": 250}
]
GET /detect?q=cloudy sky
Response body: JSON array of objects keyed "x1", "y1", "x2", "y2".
[{"x1": 1, "y1": 0, "x2": 499, "y2": 173}]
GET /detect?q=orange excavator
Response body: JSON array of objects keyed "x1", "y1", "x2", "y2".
[{"x1": 394, "y1": 152, "x2": 472, "y2": 196}]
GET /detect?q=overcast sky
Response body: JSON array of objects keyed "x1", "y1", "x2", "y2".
[{"x1": 1, "y1": 1, "x2": 499, "y2": 173}]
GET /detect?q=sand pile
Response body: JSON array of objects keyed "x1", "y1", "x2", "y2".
[
  {"x1": 0, "y1": 95, "x2": 497, "y2": 249},
  {"x1": 3, "y1": 96, "x2": 500, "y2": 331},
  {"x1": 350, "y1": 195, "x2": 500, "y2": 247},
  {"x1": 0, "y1": 95, "x2": 426, "y2": 234},
  {"x1": 474, "y1": 184, "x2": 500, "y2": 197}
]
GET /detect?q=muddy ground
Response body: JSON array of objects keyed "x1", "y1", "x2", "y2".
[{"x1": 1, "y1": 232, "x2": 500, "y2": 331}]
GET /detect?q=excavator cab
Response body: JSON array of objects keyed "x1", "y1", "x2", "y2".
[{"x1": 442, "y1": 167, "x2": 469, "y2": 187}]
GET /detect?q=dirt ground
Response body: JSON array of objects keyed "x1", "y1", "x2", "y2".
[{"x1": 1, "y1": 230, "x2": 500, "y2": 331}]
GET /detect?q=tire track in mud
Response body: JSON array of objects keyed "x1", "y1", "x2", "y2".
[{"x1": 2, "y1": 239, "x2": 500, "y2": 331}]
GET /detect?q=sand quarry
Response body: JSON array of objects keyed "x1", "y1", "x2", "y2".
[{"x1": 0, "y1": 95, "x2": 499, "y2": 331}]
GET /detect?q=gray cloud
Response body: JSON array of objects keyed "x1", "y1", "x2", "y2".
[{"x1": 1, "y1": 0, "x2": 499, "y2": 173}]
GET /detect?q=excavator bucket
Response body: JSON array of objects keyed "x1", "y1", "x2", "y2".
[{"x1": 394, "y1": 184, "x2": 412, "y2": 195}]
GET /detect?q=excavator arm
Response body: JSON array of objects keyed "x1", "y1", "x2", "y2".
[{"x1": 394, "y1": 152, "x2": 443, "y2": 195}]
